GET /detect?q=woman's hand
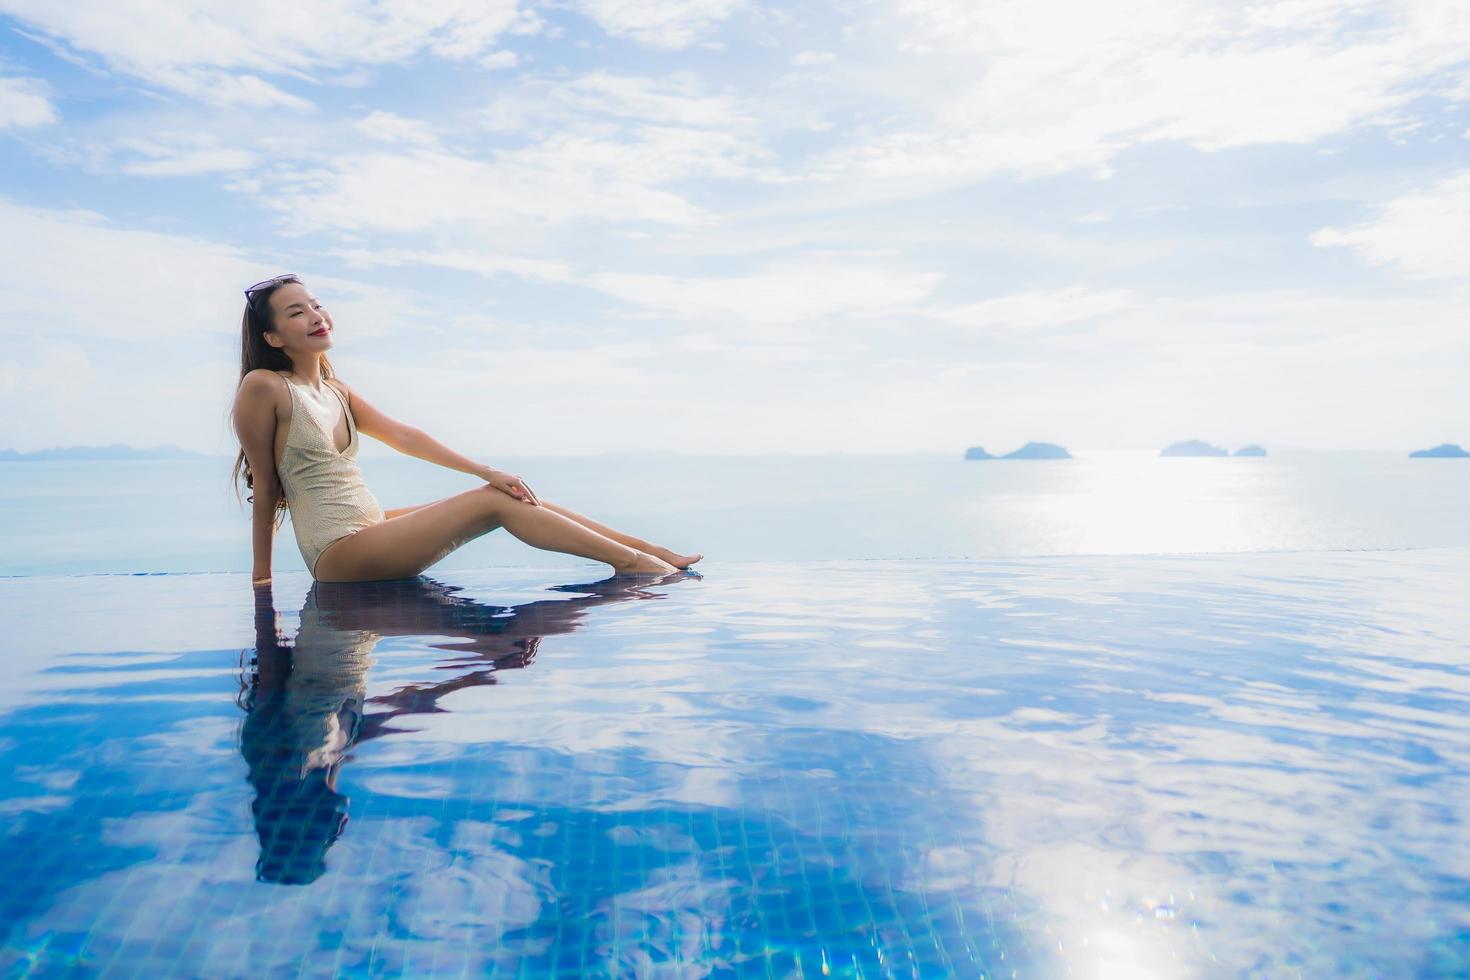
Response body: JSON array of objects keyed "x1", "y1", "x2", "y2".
[{"x1": 481, "y1": 468, "x2": 540, "y2": 505}]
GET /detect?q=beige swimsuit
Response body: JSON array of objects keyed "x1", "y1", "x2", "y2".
[{"x1": 275, "y1": 372, "x2": 385, "y2": 578}]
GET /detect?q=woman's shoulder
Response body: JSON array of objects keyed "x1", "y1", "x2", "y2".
[
  {"x1": 242, "y1": 367, "x2": 287, "y2": 387},
  {"x1": 238, "y1": 369, "x2": 289, "y2": 411}
]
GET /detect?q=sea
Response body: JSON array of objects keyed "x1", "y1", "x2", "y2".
[{"x1": 2, "y1": 450, "x2": 1466, "y2": 576}]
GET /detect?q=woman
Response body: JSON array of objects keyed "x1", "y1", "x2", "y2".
[{"x1": 230, "y1": 274, "x2": 702, "y2": 585}]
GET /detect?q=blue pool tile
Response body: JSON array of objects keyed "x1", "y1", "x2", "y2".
[{"x1": 1, "y1": 553, "x2": 1468, "y2": 976}]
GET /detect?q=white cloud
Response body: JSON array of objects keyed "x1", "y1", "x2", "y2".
[
  {"x1": 578, "y1": 0, "x2": 744, "y2": 49},
  {"x1": 140, "y1": 67, "x2": 314, "y2": 111},
  {"x1": 329, "y1": 246, "x2": 573, "y2": 283},
  {"x1": 928, "y1": 287, "x2": 1135, "y2": 332},
  {"x1": 0, "y1": 196, "x2": 503, "y2": 453},
  {"x1": 840, "y1": 286, "x2": 1470, "y2": 453},
  {"x1": 3, "y1": 0, "x2": 1465, "y2": 456},
  {"x1": 1311, "y1": 171, "x2": 1470, "y2": 281},
  {"x1": 0, "y1": 195, "x2": 434, "y2": 344},
  {"x1": 478, "y1": 49, "x2": 519, "y2": 70},
  {"x1": 670, "y1": 331, "x2": 836, "y2": 363},
  {"x1": 0, "y1": 75, "x2": 58, "y2": 127},
  {"x1": 478, "y1": 70, "x2": 752, "y2": 132},
  {"x1": 326, "y1": 243, "x2": 941, "y2": 328},
  {"x1": 0, "y1": 339, "x2": 97, "y2": 396},
  {"x1": 257, "y1": 124, "x2": 763, "y2": 234},
  {"x1": 122, "y1": 148, "x2": 256, "y2": 177},
  {"x1": 0, "y1": 0, "x2": 526, "y2": 107},
  {"x1": 409, "y1": 342, "x2": 665, "y2": 391},
  {"x1": 585, "y1": 260, "x2": 944, "y2": 323},
  {"x1": 353, "y1": 110, "x2": 441, "y2": 148},
  {"x1": 812, "y1": 0, "x2": 1470, "y2": 182},
  {"x1": 1, "y1": 187, "x2": 1463, "y2": 455},
  {"x1": 114, "y1": 133, "x2": 257, "y2": 176},
  {"x1": 231, "y1": 70, "x2": 779, "y2": 240},
  {"x1": 29, "y1": 127, "x2": 262, "y2": 178},
  {"x1": 0, "y1": 197, "x2": 259, "y2": 451},
  {"x1": 0, "y1": 337, "x2": 111, "y2": 449},
  {"x1": 0, "y1": 195, "x2": 256, "y2": 340}
]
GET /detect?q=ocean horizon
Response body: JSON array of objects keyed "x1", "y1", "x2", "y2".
[
  {"x1": 3, "y1": 449, "x2": 1467, "y2": 578},
  {"x1": 1, "y1": 444, "x2": 1463, "y2": 458}
]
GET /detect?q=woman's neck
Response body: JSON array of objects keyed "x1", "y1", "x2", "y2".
[{"x1": 285, "y1": 360, "x2": 323, "y2": 388}]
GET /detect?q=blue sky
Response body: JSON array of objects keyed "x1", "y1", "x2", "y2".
[{"x1": 0, "y1": 0, "x2": 1466, "y2": 456}]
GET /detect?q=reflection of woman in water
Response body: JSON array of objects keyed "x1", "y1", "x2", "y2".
[
  {"x1": 238, "y1": 605, "x2": 360, "y2": 884},
  {"x1": 228, "y1": 273, "x2": 703, "y2": 585},
  {"x1": 239, "y1": 573, "x2": 661, "y2": 885}
]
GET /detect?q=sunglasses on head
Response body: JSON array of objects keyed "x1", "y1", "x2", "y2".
[{"x1": 243, "y1": 274, "x2": 301, "y2": 302}]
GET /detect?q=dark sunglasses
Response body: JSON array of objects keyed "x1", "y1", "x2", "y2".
[{"x1": 243, "y1": 274, "x2": 301, "y2": 302}]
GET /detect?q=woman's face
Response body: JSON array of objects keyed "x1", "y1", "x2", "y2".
[{"x1": 265, "y1": 282, "x2": 334, "y2": 355}]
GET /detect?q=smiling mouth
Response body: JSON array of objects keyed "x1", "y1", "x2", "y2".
[{"x1": 309, "y1": 328, "x2": 329, "y2": 336}]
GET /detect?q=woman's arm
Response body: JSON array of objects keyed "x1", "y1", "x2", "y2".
[
  {"x1": 331, "y1": 379, "x2": 540, "y2": 504},
  {"x1": 331, "y1": 379, "x2": 492, "y2": 481},
  {"x1": 250, "y1": 480, "x2": 284, "y2": 585},
  {"x1": 395, "y1": 428, "x2": 497, "y2": 480},
  {"x1": 234, "y1": 372, "x2": 285, "y2": 584}
]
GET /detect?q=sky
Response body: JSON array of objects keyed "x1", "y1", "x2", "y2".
[{"x1": 0, "y1": 0, "x2": 1466, "y2": 457}]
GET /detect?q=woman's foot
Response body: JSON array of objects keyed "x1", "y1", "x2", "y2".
[
  {"x1": 646, "y1": 546, "x2": 704, "y2": 569},
  {"x1": 615, "y1": 549, "x2": 680, "y2": 575}
]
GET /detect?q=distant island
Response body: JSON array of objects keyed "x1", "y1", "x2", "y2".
[
  {"x1": 1409, "y1": 443, "x2": 1468, "y2": 458},
  {"x1": 1233, "y1": 444, "x2": 1267, "y2": 457},
  {"x1": 1161, "y1": 439, "x2": 1230, "y2": 457},
  {"x1": 0, "y1": 444, "x2": 209, "y2": 461},
  {"x1": 1004, "y1": 442, "x2": 1071, "y2": 459},
  {"x1": 964, "y1": 442, "x2": 1071, "y2": 460}
]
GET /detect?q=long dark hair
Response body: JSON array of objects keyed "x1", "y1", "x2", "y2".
[{"x1": 228, "y1": 275, "x2": 337, "y2": 524}]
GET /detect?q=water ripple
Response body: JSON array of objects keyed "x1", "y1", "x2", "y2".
[{"x1": 0, "y1": 551, "x2": 1467, "y2": 976}]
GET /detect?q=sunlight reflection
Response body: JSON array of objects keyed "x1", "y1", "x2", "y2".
[
  {"x1": 1081, "y1": 925, "x2": 1175, "y2": 980},
  {"x1": 963, "y1": 451, "x2": 1279, "y2": 555}
]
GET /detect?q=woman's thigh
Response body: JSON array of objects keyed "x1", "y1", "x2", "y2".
[
  {"x1": 382, "y1": 501, "x2": 435, "y2": 520},
  {"x1": 313, "y1": 486, "x2": 505, "y2": 582}
]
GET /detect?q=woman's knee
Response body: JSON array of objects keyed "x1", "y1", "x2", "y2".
[
  {"x1": 473, "y1": 484, "x2": 512, "y2": 518},
  {"x1": 477, "y1": 483, "x2": 536, "y2": 518}
]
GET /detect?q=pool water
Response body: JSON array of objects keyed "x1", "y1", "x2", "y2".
[{"x1": 2, "y1": 551, "x2": 1468, "y2": 977}]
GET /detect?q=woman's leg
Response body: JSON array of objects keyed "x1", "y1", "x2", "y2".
[
  {"x1": 535, "y1": 498, "x2": 702, "y2": 568},
  {"x1": 313, "y1": 486, "x2": 671, "y2": 583},
  {"x1": 382, "y1": 502, "x2": 433, "y2": 520},
  {"x1": 382, "y1": 495, "x2": 701, "y2": 569}
]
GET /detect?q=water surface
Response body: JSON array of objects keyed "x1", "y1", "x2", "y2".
[
  {"x1": 2, "y1": 450, "x2": 1466, "y2": 575},
  {"x1": 3, "y1": 550, "x2": 1467, "y2": 976}
]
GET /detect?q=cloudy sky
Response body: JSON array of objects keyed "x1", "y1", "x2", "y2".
[{"x1": 0, "y1": 0, "x2": 1466, "y2": 456}]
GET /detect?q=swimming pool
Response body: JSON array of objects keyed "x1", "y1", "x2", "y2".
[{"x1": 2, "y1": 551, "x2": 1468, "y2": 977}]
